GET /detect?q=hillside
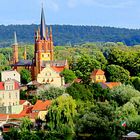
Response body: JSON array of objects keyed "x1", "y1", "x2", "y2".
[{"x1": 0, "y1": 24, "x2": 140, "y2": 47}]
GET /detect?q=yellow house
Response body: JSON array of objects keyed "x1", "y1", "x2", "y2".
[
  {"x1": 90, "y1": 69, "x2": 106, "y2": 83},
  {"x1": 37, "y1": 64, "x2": 65, "y2": 87}
]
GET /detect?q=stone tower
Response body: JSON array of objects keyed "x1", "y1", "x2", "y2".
[{"x1": 12, "y1": 32, "x2": 18, "y2": 64}]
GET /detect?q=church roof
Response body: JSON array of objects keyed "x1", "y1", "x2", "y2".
[
  {"x1": 40, "y1": 7, "x2": 46, "y2": 40},
  {"x1": 12, "y1": 60, "x2": 32, "y2": 66}
]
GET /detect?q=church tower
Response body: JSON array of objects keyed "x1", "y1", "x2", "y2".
[
  {"x1": 12, "y1": 32, "x2": 18, "y2": 64},
  {"x1": 33, "y1": 7, "x2": 54, "y2": 79}
]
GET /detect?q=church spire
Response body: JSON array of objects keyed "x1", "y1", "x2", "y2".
[
  {"x1": 40, "y1": 6, "x2": 46, "y2": 40},
  {"x1": 14, "y1": 32, "x2": 18, "y2": 45}
]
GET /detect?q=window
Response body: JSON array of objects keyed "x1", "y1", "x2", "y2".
[
  {"x1": 9, "y1": 102, "x2": 11, "y2": 106},
  {"x1": 98, "y1": 76, "x2": 100, "y2": 79},
  {"x1": 9, "y1": 93, "x2": 11, "y2": 99},
  {"x1": 42, "y1": 54, "x2": 44, "y2": 57},
  {"x1": 16, "y1": 93, "x2": 18, "y2": 98}
]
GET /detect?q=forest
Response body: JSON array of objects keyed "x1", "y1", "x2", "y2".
[
  {"x1": 2, "y1": 42, "x2": 140, "y2": 139},
  {"x1": 1, "y1": 24, "x2": 140, "y2": 47}
]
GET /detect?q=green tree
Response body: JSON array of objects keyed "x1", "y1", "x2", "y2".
[
  {"x1": 20, "y1": 69, "x2": 31, "y2": 84},
  {"x1": 40, "y1": 86, "x2": 65, "y2": 100},
  {"x1": 46, "y1": 95, "x2": 77, "y2": 134},
  {"x1": 73, "y1": 54, "x2": 101, "y2": 83},
  {"x1": 106, "y1": 64, "x2": 130, "y2": 83},
  {"x1": 66, "y1": 83, "x2": 93, "y2": 101},
  {"x1": 109, "y1": 85, "x2": 140, "y2": 106},
  {"x1": 61, "y1": 69, "x2": 77, "y2": 83}
]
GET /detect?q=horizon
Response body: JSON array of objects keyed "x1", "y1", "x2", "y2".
[{"x1": 0, "y1": 0, "x2": 140, "y2": 29}]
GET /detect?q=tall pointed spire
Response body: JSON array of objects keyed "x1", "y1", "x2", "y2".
[
  {"x1": 14, "y1": 32, "x2": 18, "y2": 45},
  {"x1": 40, "y1": 6, "x2": 46, "y2": 40}
]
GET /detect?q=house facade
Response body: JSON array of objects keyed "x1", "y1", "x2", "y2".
[
  {"x1": 1, "y1": 70, "x2": 20, "y2": 83},
  {"x1": 0, "y1": 80, "x2": 23, "y2": 114}
]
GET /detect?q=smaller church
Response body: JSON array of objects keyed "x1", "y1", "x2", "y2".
[{"x1": 11, "y1": 7, "x2": 68, "y2": 87}]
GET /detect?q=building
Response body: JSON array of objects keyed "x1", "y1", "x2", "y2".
[
  {"x1": 0, "y1": 80, "x2": 23, "y2": 114},
  {"x1": 11, "y1": 7, "x2": 67, "y2": 86},
  {"x1": 90, "y1": 69, "x2": 106, "y2": 83},
  {"x1": 37, "y1": 63, "x2": 65, "y2": 86},
  {"x1": 1, "y1": 70, "x2": 20, "y2": 83},
  {"x1": 90, "y1": 69, "x2": 121, "y2": 89}
]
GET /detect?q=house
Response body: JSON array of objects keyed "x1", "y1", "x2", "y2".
[
  {"x1": 37, "y1": 64, "x2": 65, "y2": 87},
  {"x1": 0, "y1": 79, "x2": 23, "y2": 114},
  {"x1": 1, "y1": 70, "x2": 20, "y2": 83},
  {"x1": 91, "y1": 69, "x2": 121, "y2": 89},
  {"x1": 32, "y1": 100, "x2": 51, "y2": 121},
  {"x1": 90, "y1": 69, "x2": 106, "y2": 83}
]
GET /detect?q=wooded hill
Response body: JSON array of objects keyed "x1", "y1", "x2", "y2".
[{"x1": 0, "y1": 24, "x2": 140, "y2": 47}]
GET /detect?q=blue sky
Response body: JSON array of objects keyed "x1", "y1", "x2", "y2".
[{"x1": 0, "y1": 0, "x2": 140, "y2": 29}]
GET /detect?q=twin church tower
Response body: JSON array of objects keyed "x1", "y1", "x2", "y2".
[{"x1": 12, "y1": 7, "x2": 67, "y2": 82}]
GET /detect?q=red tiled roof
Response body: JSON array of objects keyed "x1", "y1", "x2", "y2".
[
  {"x1": 0, "y1": 81, "x2": 20, "y2": 91},
  {"x1": 51, "y1": 66, "x2": 65, "y2": 73},
  {"x1": 32, "y1": 100, "x2": 51, "y2": 111},
  {"x1": 74, "y1": 78, "x2": 82, "y2": 83},
  {"x1": 105, "y1": 82, "x2": 121, "y2": 89},
  {"x1": 99, "y1": 82, "x2": 121, "y2": 89},
  {"x1": 0, "y1": 82, "x2": 4, "y2": 90},
  {"x1": 91, "y1": 69, "x2": 105, "y2": 76},
  {"x1": 19, "y1": 100, "x2": 26, "y2": 105}
]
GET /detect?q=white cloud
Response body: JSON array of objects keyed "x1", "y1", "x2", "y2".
[{"x1": 45, "y1": 0, "x2": 59, "y2": 12}]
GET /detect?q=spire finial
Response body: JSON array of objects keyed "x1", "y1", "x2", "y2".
[{"x1": 40, "y1": 6, "x2": 46, "y2": 40}]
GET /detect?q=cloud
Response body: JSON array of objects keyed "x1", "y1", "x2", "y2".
[
  {"x1": 45, "y1": 0, "x2": 59, "y2": 12},
  {"x1": 67, "y1": 0, "x2": 136, "y2": 9}
]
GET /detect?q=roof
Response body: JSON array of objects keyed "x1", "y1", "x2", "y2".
[
  {"x1": 91, "y1": 69, "x2": 105, "y2": 76},
  {"x1": 0, "y1": 80, "x2": 19, "y2": 90},
  {"x1": 12, "y1": 60, "x2": 32, "y2": 66},
  {"x1": 40, "y1": 7, "x2": 46, "y2": 40},
  {"x1": 32, "y1": 100, "x2": 51, "y2": 111},
  {"x1": 51, "y1": 66, "x2": 65, "y2": 73},
  {"x1": 0, "y1": 82, "x2": 4, "y2": 90},
  {"x1": 99, "y1": 82, "x2": 121, "y2": 89},
  {"x1": 19, "y1": 100, "x2": 27, "y2": 105}
]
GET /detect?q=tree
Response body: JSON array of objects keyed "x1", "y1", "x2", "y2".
[
  {"x1": 39, "y1": 86, "x2": 65, "y2": 100},
  {"x1": 66, "y1": 83, "x2": 93, "y2": 101},
  {"x1": 109, "y1": 85, "x2": 140, "y2": 106},
  {"x1": 20, "y1": 69, "x2": 31, "y2": 84},
  {"x1": 76, "y1": 101, "x2": 116, "y2": 139},
  {"x1": 46, "y1": 95, "x2": 77, "y2": 134},
  {"x1": 61, "y1": 69, "x2": 77, "y2": 83},
  {"x1": 106, "y1": 64, "x2": 130, "y2": 83},
  {"x1": 131, "y1": 77, "x2": 140, "y2": 91},
  {"x1": 73, "y1": 54, "x2": 101, "y2": 83}
]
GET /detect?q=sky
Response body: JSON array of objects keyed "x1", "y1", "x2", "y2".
[{"x1": 0, "y1": 0, "x2": 140, "y2": 29}]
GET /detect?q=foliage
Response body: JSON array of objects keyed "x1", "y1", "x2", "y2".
[
  {"x1": 1, "y1": 25, "x2": 140, "y2": 46},
  {"x1": 73, "y1": 54, "x2": 101, "y2": 83},
  {"x1": 46, "y1": 95, "x2": 77, "y2": 134},
  {"x1": 109, "y1": 84, "x2": 140, "y2": 106},
  {"x1": 66, "y1": 83, "x2": 93, "y2": 101},
  {"x1": 20, "y1": 69, "x2": 31, "y2": 84},
  {"x1": 61, "y1": 69, "x2": 77, "y2": 84},
  {"x1": 40, "y1": 86, "x2": 65, "y2": 100},
  {"x1": 106, "y1": 64, "x2": 130, "y2": 83}
]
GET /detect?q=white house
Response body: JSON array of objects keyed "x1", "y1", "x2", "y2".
[{"x1": 1, "y1": 70, "x2": 20, "y2": 83}]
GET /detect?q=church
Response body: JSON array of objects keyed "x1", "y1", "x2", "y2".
[{"x1": 12, "y1": 7, "x2": 68, "y2": 86}]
